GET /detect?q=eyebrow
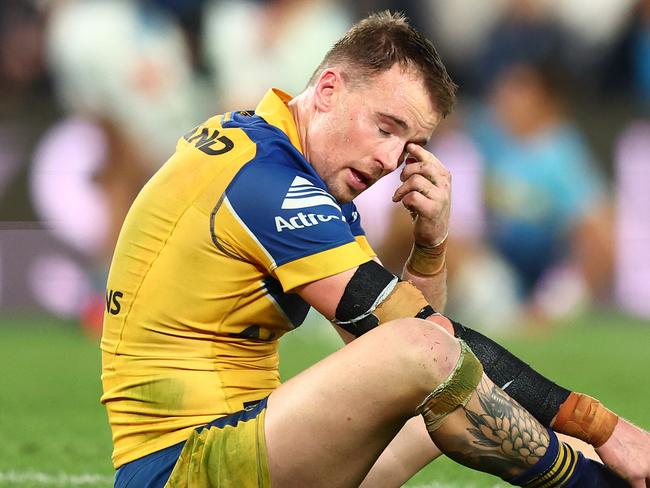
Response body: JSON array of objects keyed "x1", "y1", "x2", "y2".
[{"x1": 378, "y1": 112, "x2": 429, "y2": 146}]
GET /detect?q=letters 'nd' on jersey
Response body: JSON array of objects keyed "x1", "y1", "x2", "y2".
[{"x1": 100, "y1": 89, "x2": 375, "y2": 468}]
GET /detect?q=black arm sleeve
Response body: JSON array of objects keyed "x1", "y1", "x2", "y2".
[{"x1": 452, "y1": 320, "x2": 571, "y2": 426}]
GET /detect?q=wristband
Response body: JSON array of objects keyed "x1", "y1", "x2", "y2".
[
  {"x1": 406, "y1": 235, "x2": 447, "y2": 277},
  {"x1": 552, "y1": 392, "x2": 618, "y2": 447}
]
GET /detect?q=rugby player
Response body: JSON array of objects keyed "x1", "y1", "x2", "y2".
[{"x1": 101, "y1": 11, "x2": 650, "y2": 488}]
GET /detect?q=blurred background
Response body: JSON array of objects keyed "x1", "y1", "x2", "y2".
[
  {"x1": 0, "y1": 0, "x2": 649, "y2": 486},
  {"x1": 2, "y1": 0, "x2": 650, "y2": 330}
]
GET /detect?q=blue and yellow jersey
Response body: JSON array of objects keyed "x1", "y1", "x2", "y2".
[{"x1": 100, "y1": 89, "x2": 375, "y2": 468}]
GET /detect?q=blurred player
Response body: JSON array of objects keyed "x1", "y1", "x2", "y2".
[
  {"x1": 467, "y1": 61, "x2": 614, "y2": 328},
  {"x1": 101, "y1": 11, "x2": 650, "y2": 488}
]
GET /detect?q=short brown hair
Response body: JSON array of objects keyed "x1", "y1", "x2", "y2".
[{"x1": 308, "y1": 11, "x2": 457, "y2": 118}]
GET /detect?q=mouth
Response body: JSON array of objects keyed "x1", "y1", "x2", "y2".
[{"x1": 349, "y1": 168, "x2": 374, "y2": 191}]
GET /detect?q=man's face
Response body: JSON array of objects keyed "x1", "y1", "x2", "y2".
[
  {"x1": 491, "y1": 65, "x2": 551, "y2": 139},
  {"x1": 308, "y1": 64, "x2": 440, "y2": 203}
]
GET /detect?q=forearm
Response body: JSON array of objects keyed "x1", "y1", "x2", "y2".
[
  {"x1": 402, "y1": 265, "x2": 447, "y2": 312},
  {"x1": 450, "y1": 319, "x2": 618, "y2": 447},
  {"x1": 402, "y1": 238, "x2": 448, "y2": 312},
  {"x1": 451, "y1": 320, "x2": 570, "y2": 426}
]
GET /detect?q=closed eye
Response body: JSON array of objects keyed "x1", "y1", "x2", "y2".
[{"x1": 378, "y1": 127, "x2": 391, "y2": 136}]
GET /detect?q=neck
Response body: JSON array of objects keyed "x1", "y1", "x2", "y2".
[{"x1": 288, "y1": 91, "x2": 314, "y2": 162}]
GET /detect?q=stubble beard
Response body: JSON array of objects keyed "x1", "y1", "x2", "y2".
[{"x1": 324, "y1": 174, "x2": 357, "y2": 204}]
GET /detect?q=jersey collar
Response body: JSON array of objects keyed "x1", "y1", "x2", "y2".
[{"x1": 255, "y1": 89, "x2": 303, "y2": 154}]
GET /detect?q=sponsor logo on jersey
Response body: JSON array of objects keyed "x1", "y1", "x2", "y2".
[
  {"x1": 275, "y1": 212, "x2": 343, "y2": 232},
  {"x1": 275, "y1": 176, "x2": 357, "y2": 232},
  {"x1": 281, "y1": 176, "x2": 340, "y2": 211}
]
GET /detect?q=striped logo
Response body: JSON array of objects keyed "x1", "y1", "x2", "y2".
[{"x1": 281, "y1": 176, "x2": 340, "y2": 211}]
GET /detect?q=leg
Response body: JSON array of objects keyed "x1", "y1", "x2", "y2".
[
  {"x1": 412, "y1": 346, "x2": 625, "y2": 487},
  {"x1": 358, "y1": 422, "x2": 604, "y2": 488},
  {"x1": 360, "y1": 416, "x2": 442, "y2": 488},
  {"x1": 265, "y1": 318, "x2": 460, "y2": 488},
  {"x1": 430, "y1": 374, "x2": 550, "y2": 479},
  {"x1": 264, "y1": 318, "x2": 549, "y2": 487}
]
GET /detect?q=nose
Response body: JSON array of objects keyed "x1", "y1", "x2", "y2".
[{"x1": 377, "y1": 141, "x2": 405, "y2": 174}]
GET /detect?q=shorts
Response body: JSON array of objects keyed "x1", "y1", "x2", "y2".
[{"x1": 115, "y1": 398, "x2": 270, "y2": 488}]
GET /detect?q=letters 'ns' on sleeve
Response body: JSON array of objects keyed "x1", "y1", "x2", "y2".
[{"x1": 213, "y1": 161, "x2": 372, "y2": 292}]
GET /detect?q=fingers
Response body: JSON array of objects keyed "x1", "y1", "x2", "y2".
[
  {"x1": 393, "y1": 143, "x2": 451, "y2": 204},
  {"x1": 400, "y1": 143, "x2": 451, "y2": 188},
  {"x1": 399, "y1": 191, "x2": 445, "y2": 220},
  {"x1": 392, "y1": 143, "x2": 451, "y2": 247},
  {"x1": 392, "y1": 174, "x2": 444, "y2": 204}
]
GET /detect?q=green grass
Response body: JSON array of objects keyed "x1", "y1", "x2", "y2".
[
  {"x1": 0, "y1": 317, "x2": 114, "y2": 486},
  {"x1": 0, "y1": 311, "x2": 648, "y2": 487}
]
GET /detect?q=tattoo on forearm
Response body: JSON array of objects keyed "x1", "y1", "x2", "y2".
[{"x1": 441, "y1": 377, "x2": 550, "y2": 478}]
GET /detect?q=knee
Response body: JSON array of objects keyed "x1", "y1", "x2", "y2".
[{"x1": 374, "y1": 318, "x2": 461, "y2": 391}]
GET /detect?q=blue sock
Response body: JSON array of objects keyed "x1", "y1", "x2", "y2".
[{"x1": 509, "y1": 429, "x2": 628, "y2": 487}]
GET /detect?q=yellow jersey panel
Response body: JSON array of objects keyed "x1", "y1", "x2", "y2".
[{"x1": 101, "y1": 89, "x2": 375, "y2": 467}]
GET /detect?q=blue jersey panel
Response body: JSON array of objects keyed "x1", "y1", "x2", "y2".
[
  {"x1": 225, "y1": 139, "x2": 357, "y2": 268},
  {"x1": 342, "y1": 201, "x2": 365, "y2": 237},
  {"x1": 262, "y1": 276, "x2": 310, "y2": 328}
]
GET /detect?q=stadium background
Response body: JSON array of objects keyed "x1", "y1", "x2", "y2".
[{"x1": 0, "y1": 0, "x2": 649, "y2": 486}]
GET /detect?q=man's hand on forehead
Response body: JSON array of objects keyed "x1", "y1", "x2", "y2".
[{"x1": 392, "y1": 143, "x2": 451, "y2": 248}]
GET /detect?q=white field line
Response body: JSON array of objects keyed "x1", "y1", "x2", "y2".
[{"x1": 0, "y1": 471, "x2": 113, "y2": 486}]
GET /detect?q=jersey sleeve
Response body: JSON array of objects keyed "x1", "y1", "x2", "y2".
[
  {"x1": 342, "y1": 201, "x2": 376, "y2": 259},
  {"x1": 215, "y1": 160, "x2": 372, "y2": 292}
]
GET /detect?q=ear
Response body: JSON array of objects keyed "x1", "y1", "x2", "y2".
[{"x1": 313, "y1": 68, "x2": 345, "y2": 113}]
